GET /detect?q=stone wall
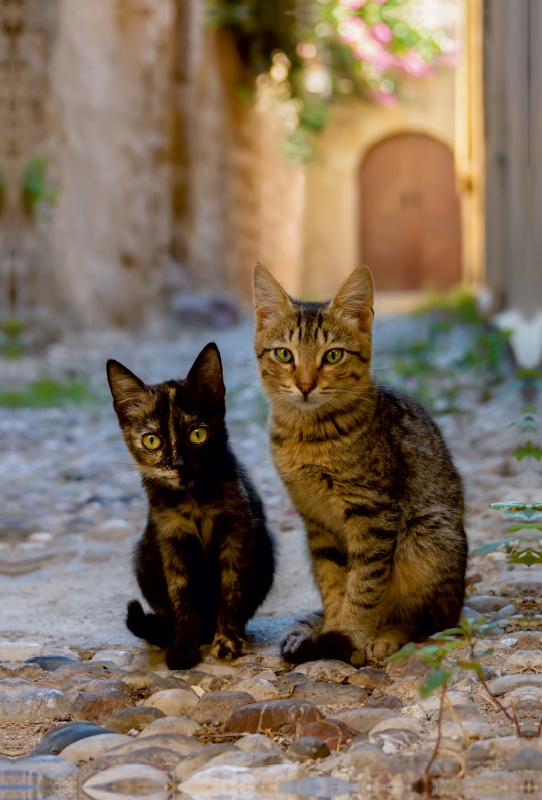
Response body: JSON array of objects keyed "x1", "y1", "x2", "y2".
[{"x1": 46, "y1": 0, "x2": 175, "y2": 329}]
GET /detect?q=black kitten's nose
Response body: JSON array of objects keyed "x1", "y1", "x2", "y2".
[{"x1": 172, "y1": 456, "x2": 184, "y2": 469}]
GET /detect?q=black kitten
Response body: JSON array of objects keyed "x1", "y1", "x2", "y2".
[{"x1": 107, "y1": 343, "x2": 275, "y2": 669}]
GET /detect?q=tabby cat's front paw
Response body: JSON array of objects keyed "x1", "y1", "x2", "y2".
[
  {"x1": 211, "y1": 633, "x2": 244, "y2": 661},
  {"x1": 165, "y1": 642, "x2": 201, "y2": 670}
]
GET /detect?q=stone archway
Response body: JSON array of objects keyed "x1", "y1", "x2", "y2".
[{"x1": 359, "y1": 133, "x2": 462, "y2": 291}]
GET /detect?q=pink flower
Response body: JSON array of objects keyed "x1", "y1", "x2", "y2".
[
  {"x1": 340, "y1": 0, "x2": 366, "y2": 9},
  {"x1": 338, "y1": 16, "x2": 367, "y2": 45},
  {"x1": 373, "y1": 0, "x2": 388, "y2": 4},
  {"x1": 371, "y1": 22, "x2": 393, "y2": 43},
  {"x1": 372, "y1": 89, "x2": 398, "y2": 106},
  {"x1": 399, "y1": 52, "x2": 430, "y2": 77}
]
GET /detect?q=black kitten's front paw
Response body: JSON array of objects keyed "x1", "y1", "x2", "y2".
[
  {"x1": 211, "y1": 632, "x2": 244, "y2": 661},
  {"x1": 165, "y1": 642, "x2": 201, "y2": 670}
]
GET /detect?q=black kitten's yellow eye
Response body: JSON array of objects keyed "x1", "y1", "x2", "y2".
[
  {"x1": 189, "y1": 428, "x2": 208, "y2": 444},
  {"x1": 324, "y1": 349, "x2": 344, "y2": 364},
  {"x1": 274, "y1": 348, "x2": 293, "y2": 363},
  {"x1": 142, "y1": 433, "x2": 161, "y2": 450}
]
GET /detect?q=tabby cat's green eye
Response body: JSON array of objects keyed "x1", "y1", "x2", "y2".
[
  {"x1": 324, "y1": 349, "x2": 344, "y2": 364},
  {"x1": 142, "y1": 433, "x2": 162, "y2": 450},
  {"x1": 274, "y1": 348, "x2": 293, "y2": 363},
  {"x1": 189, "y1": 428, "x2": 208, "y2": 444}
]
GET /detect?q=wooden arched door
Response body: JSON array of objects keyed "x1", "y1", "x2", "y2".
[{"x1": 360, "y1": 133, "x2": 461, "y2": 291}]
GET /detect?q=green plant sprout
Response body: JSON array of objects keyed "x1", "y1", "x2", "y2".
[
  {"x1": 22, "y1": 156, "x2": 58, "y2": 220},
  {"x1": 387, "y1": 618, "x2": 521, "y2": 798}
]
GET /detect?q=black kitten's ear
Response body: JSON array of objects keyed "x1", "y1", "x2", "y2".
[
  {"x1": 107, "y1": 360, "x2": 150, "y2": 421},
  {"x1": 185, "y1": 343, "x2": 225, "y2": 407}
]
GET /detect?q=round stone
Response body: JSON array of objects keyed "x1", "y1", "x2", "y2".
[
  {"x1": 14, "y1": 755, "x2": 78, "y2": 780},
  {"x1": 106, "y1": 706, "x2": 165, "y2": 733},
  {"x1": 106, "y1": 732, "x2": 200, "y2": 758},
  {"x1": 71, "y1": 688, "x2": 135, "y2": 725},
  {"x1": 24, "y1": 655, "x2": 79, "y2": 672},
  {"x1": 291, "y1": 681, "x2": 368, "y2": 706},
  {"x1": 192, "y1": 691, "x2": 254, "y2": 725},
  {"x1": 138, "y1": 715, "x2": 201, "y2": 738},
  {"x1": 148, "y1": 675, "x2": 193, "y2": 695},
  {"x1": 60, "y1": 732, "x2": 132, "y2": 764},
  {"x1": 173, "y1": 744, "x2": 239, "y2": 781},
  {"x1": 29, "y1": 724, "x2": 113, "y2": 756},
  {"x1": 287, "y1": 736, "x2": 330, "y2": 761},
  {"x1": 225, "y1": 699, "x2": 320, "y2": 737},
  {"x1": 505, "y1": 749, "x2": 542, "y2": 771},
  {"x1": 147, "y1": 688, "x2": 199, "y2": 716},
  {"x1": 227, "y1": 678, "x2": 279, "y2": 701},
  {"x1": 236, "y1": 734, "x2": 284, "y2": 757},
  {"x1": 90, "y1": 650, "x2": 133, "y2": 667},
  {"x1": 82, "y1": 764, "x2": 170, "y2": 800}
]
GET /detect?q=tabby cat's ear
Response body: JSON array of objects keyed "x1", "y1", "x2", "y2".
[
  {"x1": 107, "y1": 360, "x2": 150, "y2": 421},
  {"x1": 329, "y1": 266, "x2": 374, "y2": 330},
  {"x1": 253, "y1": 263, "x2": 291, "y2": 325},
  {"x1": 185, "y1": 343, "x2": 225, "y2": 408}
]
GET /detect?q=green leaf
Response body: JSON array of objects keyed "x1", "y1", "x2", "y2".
[
  {"x1": 507, "y1": 548, "x2": 542, "y2": 567},
  {"x1": 513, "y1": 441, "x2": 542, "y2": 461},
  {"x1": 385, "y1": 641, "x2": 417, "y2": 662},
  {"x1": 456, "y1": 661, "x2": 485, "y2": 677},
  {"x1": 419, "y1": 667, "x2": 454, "y2": 698},
  {"x1": 508, "y1": 524, "x2": 542, "y2": 532}
]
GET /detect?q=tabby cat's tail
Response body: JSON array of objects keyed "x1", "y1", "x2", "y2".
[{"x1": 126, "y1": 600, "x2": 175, "y2": 648}]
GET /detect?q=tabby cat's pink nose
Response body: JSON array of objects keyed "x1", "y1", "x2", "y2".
[{"x1": 297, "y1": 383, "x2": 314, "y2": 395}]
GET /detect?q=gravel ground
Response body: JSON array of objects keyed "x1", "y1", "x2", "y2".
[{"x1": 1, "y1": 315, "x2": 540, "y2": 799}]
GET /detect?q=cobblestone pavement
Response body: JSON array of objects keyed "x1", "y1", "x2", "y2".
[{"x1": 1, "y1": 317, "x2": 540, "y2": 799}]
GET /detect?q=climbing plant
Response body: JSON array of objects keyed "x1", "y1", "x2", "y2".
[{"x1": 207, "y1": 0, "x2": 459, "y2": 159}]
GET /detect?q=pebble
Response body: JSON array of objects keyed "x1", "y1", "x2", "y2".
[
  {"x1": 505, "y1": 652, "x2": 542, "y2": 669},
  {"x1": 173, "y1": 744, "x2": 239, "y2": 781},
  {"x1": 294, "y1": 660, "x2": 357, "y2": 682},
  {"x1": 368, "y1": 694, "x2": 404, "y2": 710},
  {"x1": 196, "y1": 749, "x2": 284, "y2": 770},
  {"x1": 370, "y1": 729, "x2": 420, "y2": 753},
  {"x1": 106, "y1": 732, "x2": 200, "y2": 757},
  {"x1": 194, "y1": 661, "x2": 238, "y2": 678},
  {"x1": 178, "y1": 764, "x2": 304, "y2": 796},
  {"x1": 90, "y1": 650, "x2": 133, "y2": 667},
  {"x1": 0, "y1": 663, "x2": 44, "y2": 681},
  {"x1": 487, "y1": 674, "x2": 542, "y2": 695},
  {"x1": 138, "y1": 714, "x2": 201, "y2": 738},
  {"x1": 39, "y1": 662, "x2": 121, "y2": 688},
  {"x1": 76, "y1": 747, "x2": 184, "y2": 783},
  {"x1": 29, "y1": 724, "x2": 113, "y2": 756},
  {"x1": 274, "y1": 672, "x2": 305, "y2": 694},
  {"x1": 288, "y1": 736, "x2": 332, "y2": 762},
  {"x1": 370, "y1": 715, "x2": 423, "y2": 735},
  {"x1": 14, "y1": 755, "x2": 78, "y2": 779},
  {"x1": 71, "y1": 688, "x2": 134, "y2": 724},
  {"x1": 228, "y1": 677, "x2": 279, "y2": 701},
  {"x1": 105, "y1": 706, "x2": 165, "y2": 733},
  {"x1": 236, "y1": 734, "x2": 284, "y2": 758},
  {"x1": 168, "y1": 669, "x2": 224, "y2": 692},
  {"x1": 348, "y1": 667, "x2": 391, "y2": 691},
  {"x1": 93, "y1": 519, "x2": 133, "y2": 540},
  {"x1": 505, "y1": 749, "x2": 542, "y2": 771},
  {"x1": 147, "y1": 687, "x2": 199, "y2": 716},
  {"x1": 147, "y1": 675, "x2": 193, "y2": 695},
  {"x1": 301, "y1": 718, "x2": 357, "y2": 750},
  {"x1": 225, "y1": 698, "x2": 321, "y2": 736},
  {"x1": 192, "y1": 690, "x2": 254, "y2": 725},
  {"x1": 438, "y1": 721, "x2": 506, "y2": 740},
  {"x1": 292, "y1": 681, "x2": 368, "y2": 706},
  {"x1": 464, "y1": 595, "x2": 510, "y2": 613},
  {"x1": 60, "y1": 732, "x2": 132, "y2": 763},
  {"x1": 332, "y1": 707, "x2": 396, "y2": 733},
  {"x1": 491, "y1": 603, "x2": 517, "y2": 621},
  {"x1": 0, "y1": 686, "x2": 70, "y2": 720},
  {"x1": 82, "y1": 764, "x2": 170, "y2": 800},
  {"x1": 341, "y1": 742, "x2": 389, "y2": 769},
  {"x1": 24, "y1": 655, "x2": 79, "y2": 672}
]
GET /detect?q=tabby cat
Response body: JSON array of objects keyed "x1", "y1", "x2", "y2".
[
  {"x1": 107, "y1": 343, "x2": 275, "y2": 669},
  {"x1": 253, "y1": 264, "x2": 467, "y2": 666}
]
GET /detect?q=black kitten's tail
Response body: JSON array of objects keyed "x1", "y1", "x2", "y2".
[
  {"x1": 280, "y1": 612, "x2": 356, "y2": 664},
  {"x1": 126, "y1": 600, "x2": 175, "y2": 648}
]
